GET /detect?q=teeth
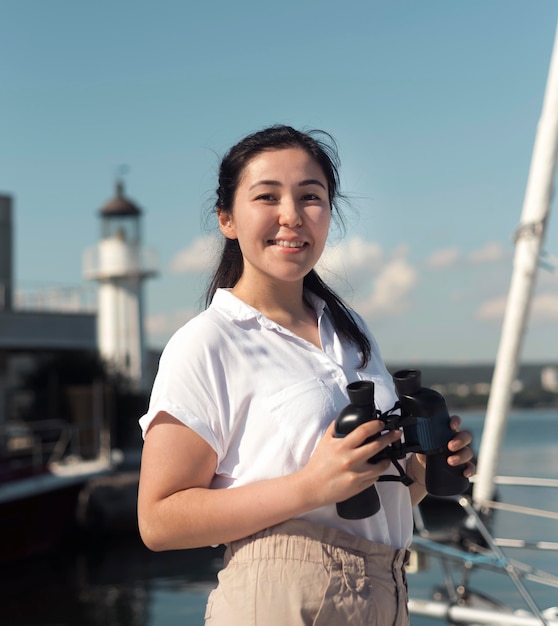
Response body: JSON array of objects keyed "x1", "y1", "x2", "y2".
[{"x1": 272, "y1": 240, "x2": 305, "y2": 248}]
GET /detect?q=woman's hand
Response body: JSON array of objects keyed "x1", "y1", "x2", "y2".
[
  {"x1": 413, "y1": 415, "x2": 476, "y2": 475},
  {"x1": 407, "y1": 416, "x2": 475, "y2": 505},
  {"x1": 298, "y1": 419, "x2": 402, "y2": 510},
  {"x1": 447, "y1": 415, "x2": 476, "y2": 477}
]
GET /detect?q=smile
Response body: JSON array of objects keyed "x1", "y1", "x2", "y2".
[{"x1": 268, "y1": 240, "x2": 307, "y2": 248}]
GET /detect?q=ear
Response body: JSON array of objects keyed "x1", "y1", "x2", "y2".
[{"x1": 218, "y1": 208, "x2": 237, "y2": 239}]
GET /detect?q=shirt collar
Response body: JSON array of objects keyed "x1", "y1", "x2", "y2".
[{"x1": 211, "y1": 288, "x2": 327, "y2": 329}]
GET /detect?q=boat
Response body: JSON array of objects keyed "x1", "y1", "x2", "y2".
[
  {"x1": 407, "y1": 21, "x2": 558, "y2": 625},
  {"x1": 0, "y1": 417, "x2": 113, "y2": 562}
]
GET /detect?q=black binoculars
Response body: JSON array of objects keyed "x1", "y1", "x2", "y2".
[{"x1": 335, "y1": 369, "x2": 470, "y2": 520}]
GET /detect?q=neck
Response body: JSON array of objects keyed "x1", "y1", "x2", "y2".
[
  {"x1": 231, "y1": 277, "x2": 322, "y2": 349},
  {"x1": 231, "y1": 277, "x2": 307, "y2": 320}
]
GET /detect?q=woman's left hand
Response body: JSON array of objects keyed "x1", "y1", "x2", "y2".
[
  {"x1": 447, "y1": 416, "x2": 476, "y2": 477},
  {"x1": 413, "y1": 416, "x2": 476, "y2": 477},
  {"x1": 409, "y1": 416, "x2": 475, "y2": 505}
]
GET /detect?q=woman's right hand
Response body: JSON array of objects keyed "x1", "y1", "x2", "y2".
[{"x1": 298, "y1": 420, "x2": 402, "y2": 510}]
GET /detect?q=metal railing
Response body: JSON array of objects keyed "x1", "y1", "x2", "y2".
[
  {"x1": 10, "y1": 282, "x2": 97, "y2": 313},
  {"x1": 409, "y1": 482, "x2": 558, "y2": 625},
  {"x1": 1, "y1": 419, "x2": 91, "y2": 468}
]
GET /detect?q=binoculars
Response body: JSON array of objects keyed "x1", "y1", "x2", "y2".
[{"x1": 335, "y1": 369, "x2": 470, "y2": 519}]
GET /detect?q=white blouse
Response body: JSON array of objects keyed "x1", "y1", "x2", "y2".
[{"x1": 139, "y1": 289, "x2": 414, "y2": 549}]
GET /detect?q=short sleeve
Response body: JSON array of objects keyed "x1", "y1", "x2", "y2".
[{"x1": 138, "y1": 315, "x2": 230, "y2": 460}]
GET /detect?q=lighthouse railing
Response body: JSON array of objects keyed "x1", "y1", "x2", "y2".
[{"x1": 82, "y1": 244, "x2": 158, "y2": 280}]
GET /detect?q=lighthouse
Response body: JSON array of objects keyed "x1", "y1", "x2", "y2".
[{"x1": 83, "y1": 179, "x2": 157, "y2": 391}]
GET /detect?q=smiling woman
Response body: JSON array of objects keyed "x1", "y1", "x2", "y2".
[
  {"x1": 206, "y1": 125, "x2": 372, "y2": 363},
  {"x1": 136, "y1": 125, "x2": 475, "y2": 626}
]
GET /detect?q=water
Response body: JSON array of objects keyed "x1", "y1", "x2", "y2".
[{"x1": 2, "y1": 409, "x2": 557, "y2": 626}]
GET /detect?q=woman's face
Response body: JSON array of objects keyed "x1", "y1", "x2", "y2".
[{"x1": 219, "y1": 147, "x2": 331, "y2": 288}]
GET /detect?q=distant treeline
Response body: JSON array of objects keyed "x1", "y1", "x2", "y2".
[{"x1": 386, "y1": 362, "x2": 558, "y2": 410}]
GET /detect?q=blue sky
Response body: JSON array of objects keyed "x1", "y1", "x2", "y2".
[{"x1": 1, "y1": 0, "x2": 557, "y2": 363}]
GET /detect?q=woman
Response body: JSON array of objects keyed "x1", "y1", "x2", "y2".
[{"x1": 137, "y1": 125, "x2": 475, "y2": 625}]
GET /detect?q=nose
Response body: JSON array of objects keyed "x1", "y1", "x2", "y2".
[{"x1": 278, "y1": 196, "x2": 303, "y2": 227}]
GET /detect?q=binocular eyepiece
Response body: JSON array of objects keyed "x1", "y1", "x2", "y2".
[{"x1": 334, "y1": 369, "x2": 470, "y2": 520}]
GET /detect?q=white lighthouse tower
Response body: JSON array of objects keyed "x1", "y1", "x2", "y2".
[{"x1": 83, "y1": 178, "x2": 157, "y2": 391}]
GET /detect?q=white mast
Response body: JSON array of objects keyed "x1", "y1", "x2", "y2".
[{"x1": 473, "y1": 23, "x2": 558, "y2": 507}]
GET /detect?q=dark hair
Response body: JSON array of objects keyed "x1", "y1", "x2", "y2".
[{"x1": 205, "y1": 124, "x2": 371, "y2": 367}]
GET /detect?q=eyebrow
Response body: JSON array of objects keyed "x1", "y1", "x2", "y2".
[{"x1": 249, "y1": 178, "x2": 327, "y2": 190}]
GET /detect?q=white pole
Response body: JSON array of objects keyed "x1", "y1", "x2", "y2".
[
  {"x1": 473, "y1": 22, "x2": 558, "y2": 507},
  {"x1": 408, "y1": 599, "x2": 558, "y2": 626}
]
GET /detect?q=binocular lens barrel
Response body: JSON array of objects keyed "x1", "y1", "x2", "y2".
[
  {"x1": 334, "y1": 380, "x2": 381, "y2": 519},
  {"x1": 393, "y1": 369, "x2": 470, "y2": 497}
]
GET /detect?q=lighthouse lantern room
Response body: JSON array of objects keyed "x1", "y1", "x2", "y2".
[{"x1": 83, "y1": 179, "x2": 157, "y2": 391}]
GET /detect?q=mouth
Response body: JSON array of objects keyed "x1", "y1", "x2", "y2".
[{"x1": 268, "y1": 239, "x2": 308, "y2": 249}]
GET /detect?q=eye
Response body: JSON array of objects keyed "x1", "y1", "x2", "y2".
[
  {"x1": 255, "y1": 193, "x2": 277, "y2": 202},
  {"x1": 302, "y1": 193, "x2": 321, "y2": 201}
]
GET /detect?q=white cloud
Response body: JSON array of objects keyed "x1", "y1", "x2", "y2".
[
  {"x1": 426, "y1": 247, "x2": 460, "y2": 269},
  {"x1": 321, "y1": 236, "x2": 383, "y2": 272},
  {"x1": 476, "y1": 290, "x2": 558, "y2": 323},
  {"x1": 357, "y1": 253, "x2": 418, "y2": 318},
  {"x1": 316, "y1": 237, "x2": 384, "y2": 298},
  {"x1": 537, "y1": 265, "x2": 558, "y2": 286},
  {"x1": 169, "y1": 235, "x2": 219, "y2": 273},
  {"x1": 450, "y1": 289, "x2": 467, "y2": 302},
  {"x1": 424, "y1": 242, "x2": 506, "y2": 271},
  {"x1": 476, "y1": 297, "x2": 507, "y2": 320},
  {"x1": 468, "y1": 241, "x2": 505, "y2": 264},
  {"x1": 146, "y1": 308, "x2": 197, "y2": 341},
  {"x1": 317, "y1": 237, "x2": 383, "y2": 282},
  {"x1": 318, "y1": 238, "x2": 418, "y2": 319},
  {"x1": 531, "y1": 292, "x2": 558, "y2": 321}
]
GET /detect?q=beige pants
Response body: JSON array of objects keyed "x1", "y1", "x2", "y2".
[{"x1": 205, "y1": 520, "x2": 410, "y2": 626}]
